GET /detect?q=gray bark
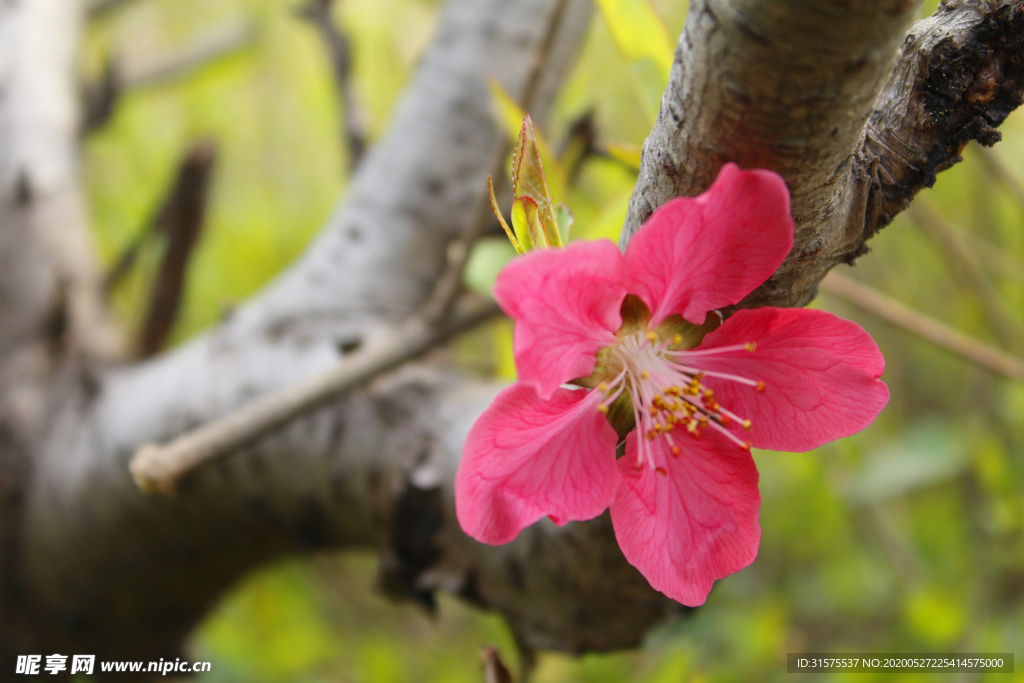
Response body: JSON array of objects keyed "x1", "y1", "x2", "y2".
[
  {"x1": 623, "y1": 0, "x2": 1024, "y2": 311},
  {"x1": 2, "y1": 0, "x2": 1023, "y2": 670}
]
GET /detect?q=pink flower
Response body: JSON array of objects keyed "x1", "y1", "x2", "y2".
[{"x1": 455, "y1": 163, "x2": 889, "y2": 606}]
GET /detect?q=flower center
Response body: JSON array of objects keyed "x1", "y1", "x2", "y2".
[{"x1": 594, "y1": 328, "x2": 763, "y2": 472}]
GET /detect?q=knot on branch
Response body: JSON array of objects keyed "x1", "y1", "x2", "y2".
[{"x1": 859, "y1": 0, "x2": 1024, "y2": 244}]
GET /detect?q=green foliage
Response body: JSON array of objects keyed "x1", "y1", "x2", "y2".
[{"x1": 85, "y1": 0, "x2": 1024, "y2": 680}]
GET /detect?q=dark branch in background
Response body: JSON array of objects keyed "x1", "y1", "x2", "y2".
[
  {"x1": 103, "y1": 143, "x2": 217, "y2": 357},
  {"x1": 82, "y1": 20, "x2": 255, "y2": 135},
  {"x1": 559, "y1": 110, "x2": 598, "y2": 184},
  {"x1": 623, "y1": 0, "x2": 1024, "y2": 312},
  {"x1": 481, "y1": 646, "x2": 515, "y2": 683},
  {"x1": 139, "y1": 142, "x2": 217, "y2": 357},
  {"x1": 297, "y1": 0, "x2": 367, "y2": 170}
]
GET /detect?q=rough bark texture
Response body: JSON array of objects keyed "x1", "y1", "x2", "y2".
[
  {"x1": 2, "y1": 0, "x2": 1024, "y2": 673},
  {"x1": 622, "y1": 0, "x2": 1024, "y2": 311}
]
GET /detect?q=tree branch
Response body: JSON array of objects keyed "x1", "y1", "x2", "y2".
[
  {"x1": 296, "y1": 0, "x2": 367, "y2": 170},
  {"x1": 822, "y1": 271, "x2": 1024, "y2": 383},
  {"x1": 129, "y1": 296, "x2": 501, "y2": 494},
  {"x1": 623, "y1": 0, "x2": 1024, "y2": 311}
]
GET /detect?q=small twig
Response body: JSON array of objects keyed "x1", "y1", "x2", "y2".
[
  {"x1": 976, "y1": 146, "x2": 1024, "y2": 214},
  {"x1": 85, "y1": 0, "x2": 137, "y2": 19},
  {"x1": 82, "y1": 20, "x2": 255, "y2": 134},
  {"x1": 120, "y1": 19, "x2": 255, "y2": 90},
  {"x1": 907, "y1": 200, "x2": 1024, "y2": 351},
  {"x1": 481, "y1": 646, "x2": 515, "y2": 683},
  {"x1": 957, "y1": 231, "x2": 1024, "y2": 288},
  {"x1": 296, "y1": 0, "x2": 366, "y2": 170},
  {"x1": 821, "y1": 271, "x2": 1024, "y2": 383},
  {"x1": 129, "y1": 296, "x2": 501, "y2": 494}
]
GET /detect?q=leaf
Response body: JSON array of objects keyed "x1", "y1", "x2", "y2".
[
  {"x1": 511, "y1": 195, "x2": 546, "y2": 249},
  {"x1": 487, "y1": 78, "x2": 566, "y2": 201},
  {"x1": 487, "y1": 176, "x2": 523, "y2": 253},
  {"x1": 512, "y1": 116, "x2": 553, "y2": 210},
  {"x1": 594, "y1": 0, "x2": 675, "y2": 123},
  {"x1": 553, "y1": 203, "x2": 573, "y2": 245}
]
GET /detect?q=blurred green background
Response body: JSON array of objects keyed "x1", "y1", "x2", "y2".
[{"x1": 81, "y1": 0, "x2": 1023, "y2": 680}]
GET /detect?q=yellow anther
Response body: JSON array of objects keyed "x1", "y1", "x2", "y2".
[
  {"x1": 756, "y1": 381, "x2": 766, "y2": 392},
  {"x1": 665, "y1": 423, "x2": 674, "y2": 432},
  {"x1": 741, "y1": 441, "x2": 752, "y2": 451},
  {"x1": 655, "y1": 467, "x2": 667, "y2": 476},
  {"x1": 687, "y1": 421, "x2": 699, "y2": 434},
  {"x1": 646, "y1": 429, "x2": 656, "y2": 441},
  {"x1": 597, "y1": 382, "x2": 608, "y2": 392},
  {"x1": 641, "y1": 371, "x2": 650, "y2": 380},
  {"x1": 647, "y1": 332, "x2": 658, "y2": 343},
  {"x1": 597, "y1": 403, "x2": 609, "y2": 414},
  {"x1": 654, "y1": 423, "x2": 663, "y2": 433},
  {"x1": 704, "y1": 389, "x2": 714, "y2": 398},
  {"x1": 742, "y1": 419, "x2": 752, "y2": 430},
  {"x1": 745, "y1": 342, "x2": 756, "y2": 352},
  {"x1": 673, "y1": 334, "x2": 683, "y2": 345}
]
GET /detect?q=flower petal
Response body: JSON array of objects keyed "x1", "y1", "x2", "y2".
[
  {"x1": 494, "y1": 240, "x2": 626, "y2": 399},
  {"x1": 624, "y1": 163, "x2": 793, "y2": 326},
  {"x1": 694, "y1": 307, "x2": 889, "y2": 452},
  {"x1": 610, "y1": 432, "x2": 761, "y2": 607},
  {"x1": 455, "y1": 383, "x2": 620, "y2": 545}
]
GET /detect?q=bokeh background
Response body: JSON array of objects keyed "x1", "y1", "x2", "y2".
[{"x1": 80, "y1": 0, "x2": 1023, "y2": 680}]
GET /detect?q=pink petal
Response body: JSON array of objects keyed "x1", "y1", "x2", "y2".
[
  {"x1": 610, "y1": 432, "x2": 761, "y2": 607},
  {"x1": 694, "y1": 307, "x2": 889, "y2": 452},
  {"x1": 623, "y1": 163, "x2": 793, "y2": 326},
  {"x1": 494, "y1": 240, "x2": 626, "y2": 399},
  {"x1": 455, "y1": 383, "x2": 620, "y2": 545}
]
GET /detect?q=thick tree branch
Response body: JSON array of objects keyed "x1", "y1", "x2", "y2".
[{"x1": 623, "y1": 0, "x2": 1024, "y2": 311}]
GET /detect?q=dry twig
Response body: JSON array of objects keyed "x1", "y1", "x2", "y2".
[
  {"x1": 821, "y1": 271, "x2": 1024, "y2": 383},
  {"x1": 907, "y1": 200, "x2": 1024, "y2": 351},
  {"x1": 129, "y1": 296, "x2": 501, "y2": 494}
]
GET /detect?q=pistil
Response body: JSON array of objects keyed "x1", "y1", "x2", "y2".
[{"x1": 595, "y1": 329, "x2": 763, "y2": 471}]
